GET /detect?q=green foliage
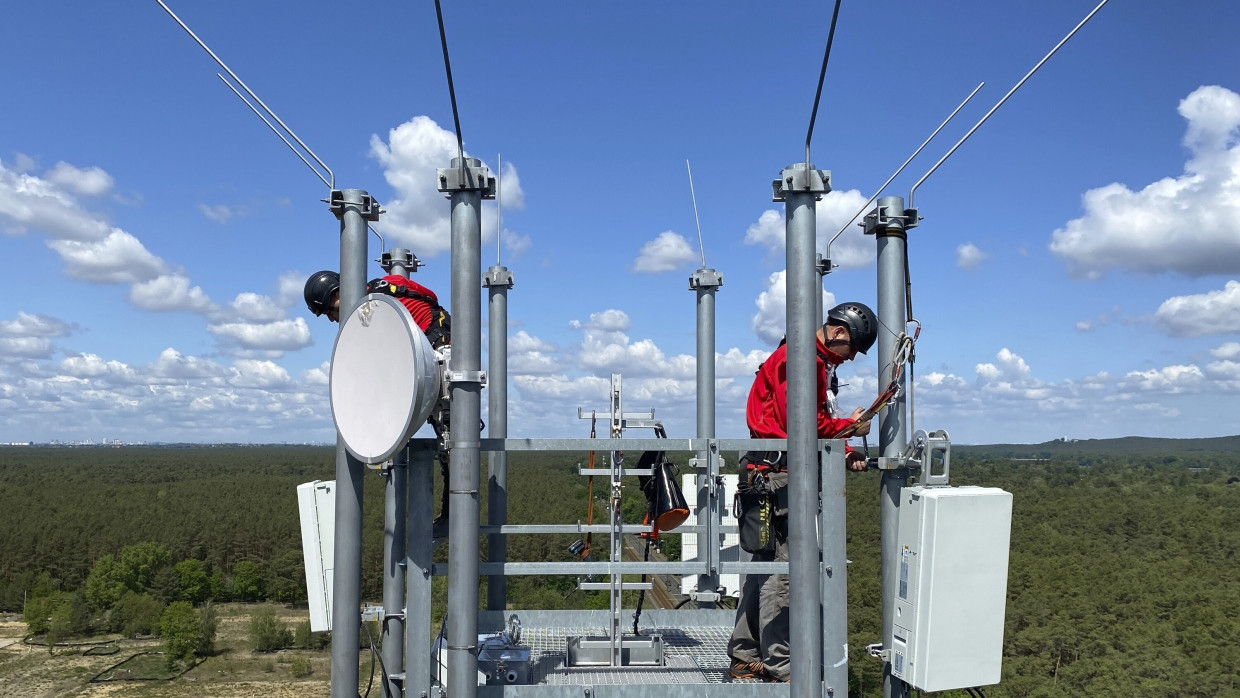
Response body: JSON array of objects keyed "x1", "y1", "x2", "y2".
[
  {"x1": 23, "y1": 591, "x2": 57, "y2": 636},
  {"x1": 23, "y1": 589, "x2": 91, "y2": 645},
  {"x1": 209, "y1": 567, "x2": 228, "y2": 602},
  {"x1": 108, "y1": 591, "x2": 164, "y2": 637},
  {"x1": 83, "y1": 555, "x2": 127, "y2": 610},
  {"x1": 0, "y1": 445, "x2": 334, "y2": 611},
  {"x1": 249, "y1": 606, "x2": 293, "y2": 652},
  {"x1": 265, "y1": 550, "x2": 306, "y2": 604},
  {"x1": 118, "y1": 541, "x2": 172, "y2": 593},
  {"x1": 289, "y1": 652, "x2": 313, "y2": 677},
  {"x1": 294, "y1": 619, "x2": 330, "y2": 650},
  {"x1": 198, "y1": 601, "x2": 219, "y2": 656},
  {"x1": 159, "y1": 601, "x2": 203, "y2": 667},
  {"x1": 3, "y1": 444, "x2": 1238, "y2": 695},
  {"x1": 174, "y1": 559, "x2": 209, "y2": 604},
  {"x1": 842, "y1": 454, "x2": 1240, "y2": 697},
  {"x1": 231, "y1": 560, "x2": 264, "y2": 602}
]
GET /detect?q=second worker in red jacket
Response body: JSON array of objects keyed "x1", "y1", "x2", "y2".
[
  {"x1": 728, "y1": 301, "x2": 877, "y2": 683},
  {"x1": 304, "y1": 270, "x2": 453, "y2": 536}
]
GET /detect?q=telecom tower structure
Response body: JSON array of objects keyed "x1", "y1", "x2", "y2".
[{"x1": 312, "y1": 148, "x2": 1010, "y2": 698}]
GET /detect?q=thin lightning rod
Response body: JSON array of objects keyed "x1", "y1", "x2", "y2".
[
  {"x1": 829, "y1": 81, "x2": 985, "y2": 247},
  {"x1": 908, "y1": 0, "x2": 1110, "y2": 207},
  {"x1": 156, "y1": 0, "x2": 335, "y2": 190},
  {"x1": 804, "y1": 0, "x2": 844, "y2": 168},
  {"x1": 217, "y1": 75, "x2": 330, "y2": 189},
  {"x1": 496, "y1": 153, "x2": 503, "y2": 265},
  {"x1": 686, "y1": 160, "x2": 706, "y2": 268}
]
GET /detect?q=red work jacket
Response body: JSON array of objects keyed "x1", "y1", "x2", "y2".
[{"x1": 745, "y1": 337, "x2": 856, "y2": 440}]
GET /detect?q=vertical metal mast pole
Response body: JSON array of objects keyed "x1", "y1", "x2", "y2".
[
  {"x1": 774, "y1": 162, "x2": 830, "y2": 696},
  {"x1": 689, "y1": 266, "x2": 722, "y2": 607},
  {"x1": 818, "y1": 254, "x2": 849, "y2": 695},
  {"x1": 405, "y1": 447, "x2": 435, "y2": 692},
  {"x1": 867, "y1": 196, "x2": 911, "y2": 698},
  {"x1": 485, "y1": 262, "x2": 514, "y2": 611},
  {"x1": 381, "y1": 249, "x2": 413, "y2": 697},
  {"x1": 328, "y1": 188, "x2": 378, "y2": 698},
  {"x1": 439, "y1": 157, "x2": 494, "y2": 698}
]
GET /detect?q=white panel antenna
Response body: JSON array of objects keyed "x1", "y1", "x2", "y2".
[{"x1": 297, "y1": 480, "x2": 336, "y2": 632}]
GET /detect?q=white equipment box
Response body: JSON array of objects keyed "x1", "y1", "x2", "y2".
[
  {"x1": 297, "y1": 480, "x2": 336, "y2": 632},
  {"x1": 680, "y1": 473, "x2": 740, "y2": 599},
  {"x1": 892, "y1": 485, "x2": 1012, "y2": 692}
]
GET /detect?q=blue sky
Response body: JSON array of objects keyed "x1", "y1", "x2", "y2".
[{"x1": 3, "y1": 1, "x2": 1239, "y2": 445}]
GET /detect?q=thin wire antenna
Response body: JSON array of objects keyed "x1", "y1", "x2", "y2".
[
  {"x1": 685, "y1": 160, "x2": 707, "y2": 267},
  {"x1": 804, "y1": 0, "x2": 844, "y2": 168},
  {"x1": 496, "y1": 153, "x2": 503, "y2": 265},
  {"x1": 433, "y1": 0, "x2": 467, "y2": 175},
  {"x1": 908, "y1": 0, "x2": 1110, "y2": 207},
  {"x1": 829, "y1": 81, "x2": 985, "y2": 246},
  {"x1": 217, "y1": 75, "x2": 331, "y2": 189},
  {"x1": 156, "y1": 0, "x2": 335, "y2": 190}
]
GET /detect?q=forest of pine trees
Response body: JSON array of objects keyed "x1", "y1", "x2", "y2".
[{"x1": 1, "y1": 443, "x2": 1237, "y2": 696}]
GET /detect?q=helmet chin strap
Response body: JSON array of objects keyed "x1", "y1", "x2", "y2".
[{"x1": 822, "y1": 340, "x2": 849, "y2": 365}]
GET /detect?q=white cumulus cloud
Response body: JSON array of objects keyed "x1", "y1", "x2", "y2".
[
  {"x1": 370, "y1": 117, "x2": 527, "y2": 259},
  {"x1": 207, "y1": 318, "x2": 313, "y2": 353},
  {"x1": 48, "y1": 229, "x2": 168, "y2": 284},
  {"x1": 633, "y1": 231, "x2": 697, "y2": 273},
  {"x1": 46, "y1": 162, "x2": 114, "y2": 197},
  {"x1": 976, "y1": 348, "x2": 1033, "y2": 384},
  {"x1": 1211, "y1": 341, "x2": 1240, "y2": 359},
  {"x1": 1050, "y1": 85, "x2": 1240, "y2": 278},
  {"x1": 750, "y1": 270, "x2": 837, "y2": 345},
  {"x1": 956, "y1": 243, "x2": 988, "y2": 270},
  {"x1": 1118, "y1": 364, "x2": 1205, "y2": 393},
  {"x1": 129, "y1": 274, "x2": 214, "y2": 313},
  {"x1": 1154, "y1": 280, "x2": 1240, "y2": 336},
  {"x1": 744, "y1": 188, "x2": 874, "y2": 270}
]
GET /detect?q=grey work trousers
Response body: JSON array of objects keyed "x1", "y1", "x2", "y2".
[{"x1": 727, "y1": 470, "x2": 790, "y2": 681}]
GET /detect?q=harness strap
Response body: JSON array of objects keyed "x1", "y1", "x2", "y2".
[{"x1": 367, "y1": 278, "x2": 441, "y2": 308}]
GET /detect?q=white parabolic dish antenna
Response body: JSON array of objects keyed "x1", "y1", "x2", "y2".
[{"x1": 330, "y1": 293, "x2": 441, "y2": 464}]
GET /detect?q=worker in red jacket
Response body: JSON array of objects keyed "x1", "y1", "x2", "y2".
[
  {"x1": 304, "y1": 270, "x2": 453, "y2": 535},
  {"x1": 728, "y1": 301, "x2": 876, "y2": 683},
  {"x1": 304, "y1": 270, "x2": 450, "y2": 348}
]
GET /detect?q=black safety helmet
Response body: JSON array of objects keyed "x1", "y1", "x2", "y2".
[
  {"x1": 304, "y1": 270, "x2": 340, "y2": 316},
  {"x1": 826, "y1": 302, "x2": 878, "y2": 355}
]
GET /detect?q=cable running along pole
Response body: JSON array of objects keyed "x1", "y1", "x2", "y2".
[
  {"x1": 804, "y1": 0, "x2": 843, "y2": 169},
  {"x1": 433, "y1": 0, "x2": 467, "y2": 171}
]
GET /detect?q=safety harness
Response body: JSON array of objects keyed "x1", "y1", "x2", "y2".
[{"x1": 367, "y1": 277, "x2": 452, "y2": 349}]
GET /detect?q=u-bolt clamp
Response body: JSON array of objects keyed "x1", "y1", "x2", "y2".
[{"x1": 446, "y1": 369, "x2": 487, "y2": 388}]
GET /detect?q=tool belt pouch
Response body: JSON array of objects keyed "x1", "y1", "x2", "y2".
[{"x1": 736, "y1": 472, "x2": 777, "y2": 555}]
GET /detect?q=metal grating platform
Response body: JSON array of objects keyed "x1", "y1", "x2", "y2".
[
  {"x1": 452, "y1": 609, "x2": 812, "y2": 696},
  {"x1": 510, "y1": 621, "x2": 756, "y2": 685}
]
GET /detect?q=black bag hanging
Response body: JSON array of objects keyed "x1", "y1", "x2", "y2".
[
  {"x1": 637, "y1": 450, "x2": 689, "y2": 538},
  {"x1": 736, "y1": 471, "x2": 777, "y2": 555}
]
